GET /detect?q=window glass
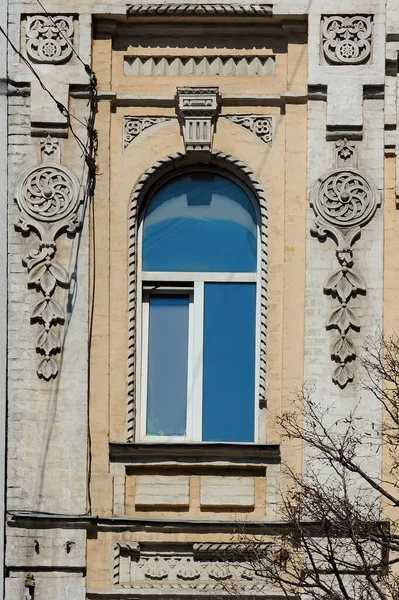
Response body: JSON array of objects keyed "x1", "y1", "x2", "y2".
[
  {"x1": 143, "y1": 173, "x2": 257, "y2": 273},
  {"x1": 146, "y1": 296, "x2": 189, "y2": 437},
  {"x1": 202, "y1": 283, "x2": 256, "y2": 442}
]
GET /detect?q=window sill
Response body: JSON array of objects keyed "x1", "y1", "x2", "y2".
[{"x1": 109, "y1": 442, "x2": 280, "y2": 464}]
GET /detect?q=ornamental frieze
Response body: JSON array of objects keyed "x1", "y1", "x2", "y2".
[
  {"x1": 321, "y1": 15, "x2": 373, "y2": 65},
  {"x1": 310, "y1": 141, "x2": 380, "y2": 388},
  {"x1": 26, "y1": 15, "x2": 74, "y2": 64},
  {"x1": 15, "y1": 137, "x2": 81, "y2": 380}
]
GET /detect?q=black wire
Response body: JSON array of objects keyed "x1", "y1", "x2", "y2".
[
  {"x1": 33, "y1": 1, "x2": 93, "y2": 75},
  {"x1": 0, "y1": 17, "x2": 98, "y2": 514}
]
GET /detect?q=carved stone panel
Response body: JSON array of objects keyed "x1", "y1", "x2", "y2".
[
  {"x1": 321, "y1": 15, "x2": 373, "y2": 65},
  {"x1": 15, "y1": 140, "x2": 81, "y2": 380},
  {"x1": 26, "y1": 15, "x2": 74, "y2": 64},
  {"x1": 310, "y1": 160, "x2": 380, "y2": 388},
  {"x1": 113, "y1": 542, "x2": 274, "y2": 593}
]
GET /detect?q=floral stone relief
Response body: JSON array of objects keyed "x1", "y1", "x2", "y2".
[
  {"x1": 321, "y1": 15, "x2": 373, "y2": 65},
  {"x1": 26, "y1": 15, "x2": 74, "y2": 64},
  {"x1": 15, "y1": 138, "x2": 81, "y2": 380},
  {"x1": 310, "y1": 143, "x2": 380, "y2": 388}
]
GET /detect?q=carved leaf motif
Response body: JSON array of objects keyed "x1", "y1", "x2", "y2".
[
  {"x1": 28, "y1": 263, "x2": 47, "y2": 285},
  {"x1": 48, "y1": 262, "x2": 69, "y2": 285},
  {"x1": 40, "y1": 269, "x2": 57, "y2": 295},
  {"x1": 324, "y1": 270, "x2": 343, "y2": 291},
  {"x1": 333, "y1": 362, "x2": 354, "y2": 388},
  {"x1": 327, "y1": 306, "x2": 359, "y2": 333},
  {"x1": 336, "y1": 276, "x2": 353, "y2": 303},
  {"x1": 36, "y1": 328, "x2": 61, "y2": 355},
  {"x1": 37, "y1": 356, "x2": 58, "y2": 380},
  {"x1": 32, "y1": 298, "x2": 64, "y2": 326},
  {"x1": 346, "y1": 268, "x2": 366, "y2": 291},
  {"x1": 332, "y1": 335, "x2": 356, "y2": 363}
]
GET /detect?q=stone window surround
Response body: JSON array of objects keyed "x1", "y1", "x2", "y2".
[{"x1": 126, "y1": 151, "x2": 269, "y2": 443}]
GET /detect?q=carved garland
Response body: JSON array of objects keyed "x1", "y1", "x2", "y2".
[
  {"x1": 321, "y1": 15, "x2": 373, "y2": 65},
  {"x1": 127, "y1": 151, "x2": 268, "y2": 441},
  {"x1": 26, "y1": 15, "x2": 74, "y2": 64},
  {"x1": 310, "y1": 166, "x2": 380, "y2": 388},
  {"x1": 16, "y1": 152, "x2": 81, "y2": 380}
]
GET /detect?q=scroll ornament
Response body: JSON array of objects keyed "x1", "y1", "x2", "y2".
[
  {"x1": 16, "y1": 152, "x2": 80, "y2": 380},
  {"x1": 227, "y1": 115, "x2": 273, "y2": 146},
  {"x1": 26, "y1": 15, "x2": 74, "y2": 64},
  {"x1": 321, "y1": 15, "x2": 372, "y2": 65},
  {"x1": 310, "y1": 166, "x2": 380, "y2": 388},
  {"x1": 124, "y1": 117, "x2": 171, "y2": 149}
]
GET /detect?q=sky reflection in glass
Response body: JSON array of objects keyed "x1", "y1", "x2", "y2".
[
  {"x1": 146, "y1": 296, "x2": 189, "y2": 437},
  {"x1": 143, "y1": 173, "x2": 257, "y2": 272},
  {"x1": 202, "y1": 283, "x2": 256, "y2": 442}
]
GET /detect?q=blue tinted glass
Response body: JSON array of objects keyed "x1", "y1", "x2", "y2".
[
  {"x1": 202, "y1": 283, "x2": 256, "y2": 442},
  {"x1": 146, "y1": 296, "x2": 189, "y2": 437},
  {"x1": 143, "y1": 173, "x2": 257, "y2": 272}
]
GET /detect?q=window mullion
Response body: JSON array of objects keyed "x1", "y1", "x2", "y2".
[{"x1": 191, "y1": 281, "x2": 204, "y2": 442}]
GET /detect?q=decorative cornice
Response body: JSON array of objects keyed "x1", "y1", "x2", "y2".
[
  {"x1": 127, "y1": 4, "x2": 273, "y2": 17},
  {"x1": 109, "y1": 442, "x2": 280, "y2": 462},
  {"x1": 127, "y1": 151, "x2": 268, "y2": 441}
]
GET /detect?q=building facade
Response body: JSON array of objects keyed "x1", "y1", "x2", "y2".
[{"x1": 1, "y1": 0, "x2": 398, "y2": 598}]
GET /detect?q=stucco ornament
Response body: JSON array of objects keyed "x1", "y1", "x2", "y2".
[
  {"x1": 26, "y1": 15, "x2": 74, "y2": 63},
  {"x1": 311, "y1": 144, "x2": 380, "y2": 388},
  {"x1": 226, "y1": 115, "x2": 273, "y2": 146},
  {"x1": 16, "y1": 140, "x2": 81, "y2": 380},
  {"x1": 124, "y1": 117, "x2": 171, "y2": 149},
  {"x1": 322, "y1": 15, "x2": 373, "y2": 64}
]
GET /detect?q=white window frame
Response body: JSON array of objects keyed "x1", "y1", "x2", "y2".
[{"x1": 135, "y1": 169, "x2": 261, "y2": 444}]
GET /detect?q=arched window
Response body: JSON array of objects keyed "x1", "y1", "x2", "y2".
[{"x1": 137, "y1": 170, "x2": 259, "y2": 443}]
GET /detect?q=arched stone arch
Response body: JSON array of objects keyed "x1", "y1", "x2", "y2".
[{"x1": 126, "y1": 151, "x2": 268, "y2": 441}]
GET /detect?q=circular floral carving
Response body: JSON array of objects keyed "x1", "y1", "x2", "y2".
[
  {"x1": 17, "y1": 165, "x2": 79, "y2": 223},
  {"x1": 311, "y1": 168, "x2": 379, "y2": 229},
  {"x1": 26, "y1": 15, "x2": 74, "y2": 64},
  {"x1": 322, "y1": 16, "x2": 372, "y2": 65}
]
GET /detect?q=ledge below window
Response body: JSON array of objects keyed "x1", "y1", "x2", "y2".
[{"x1": 109, "y1": 442, "x2": 280, "y2": 464}]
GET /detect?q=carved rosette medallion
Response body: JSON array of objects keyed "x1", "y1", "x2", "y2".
[
  {"x1": 16, "y1": 160, "x2": 81, "y2": 380},
  {"x1": 26, "y1": 15, "x2": 74, "y2": 63},
  {"x1": 321, "y1": 15, "x2": 372, "y2": 65},
  {"x1": 227, "y1": 115, "x2": 273, "y2": 146},
  {"x1": 124, "y1": 117, "x2": 171, "y2": 150},
  {"x1": 311, "y1": 166, "x2": 380, "y2": 388}
]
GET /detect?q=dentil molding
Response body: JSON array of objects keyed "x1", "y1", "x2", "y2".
[{"x1": 15, "y1": 136, "x2": 81, "y2": 380}]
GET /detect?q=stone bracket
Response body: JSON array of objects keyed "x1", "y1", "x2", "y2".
[{"x1": 176, "y1": 87, "x2": 220, "y2": 154}]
